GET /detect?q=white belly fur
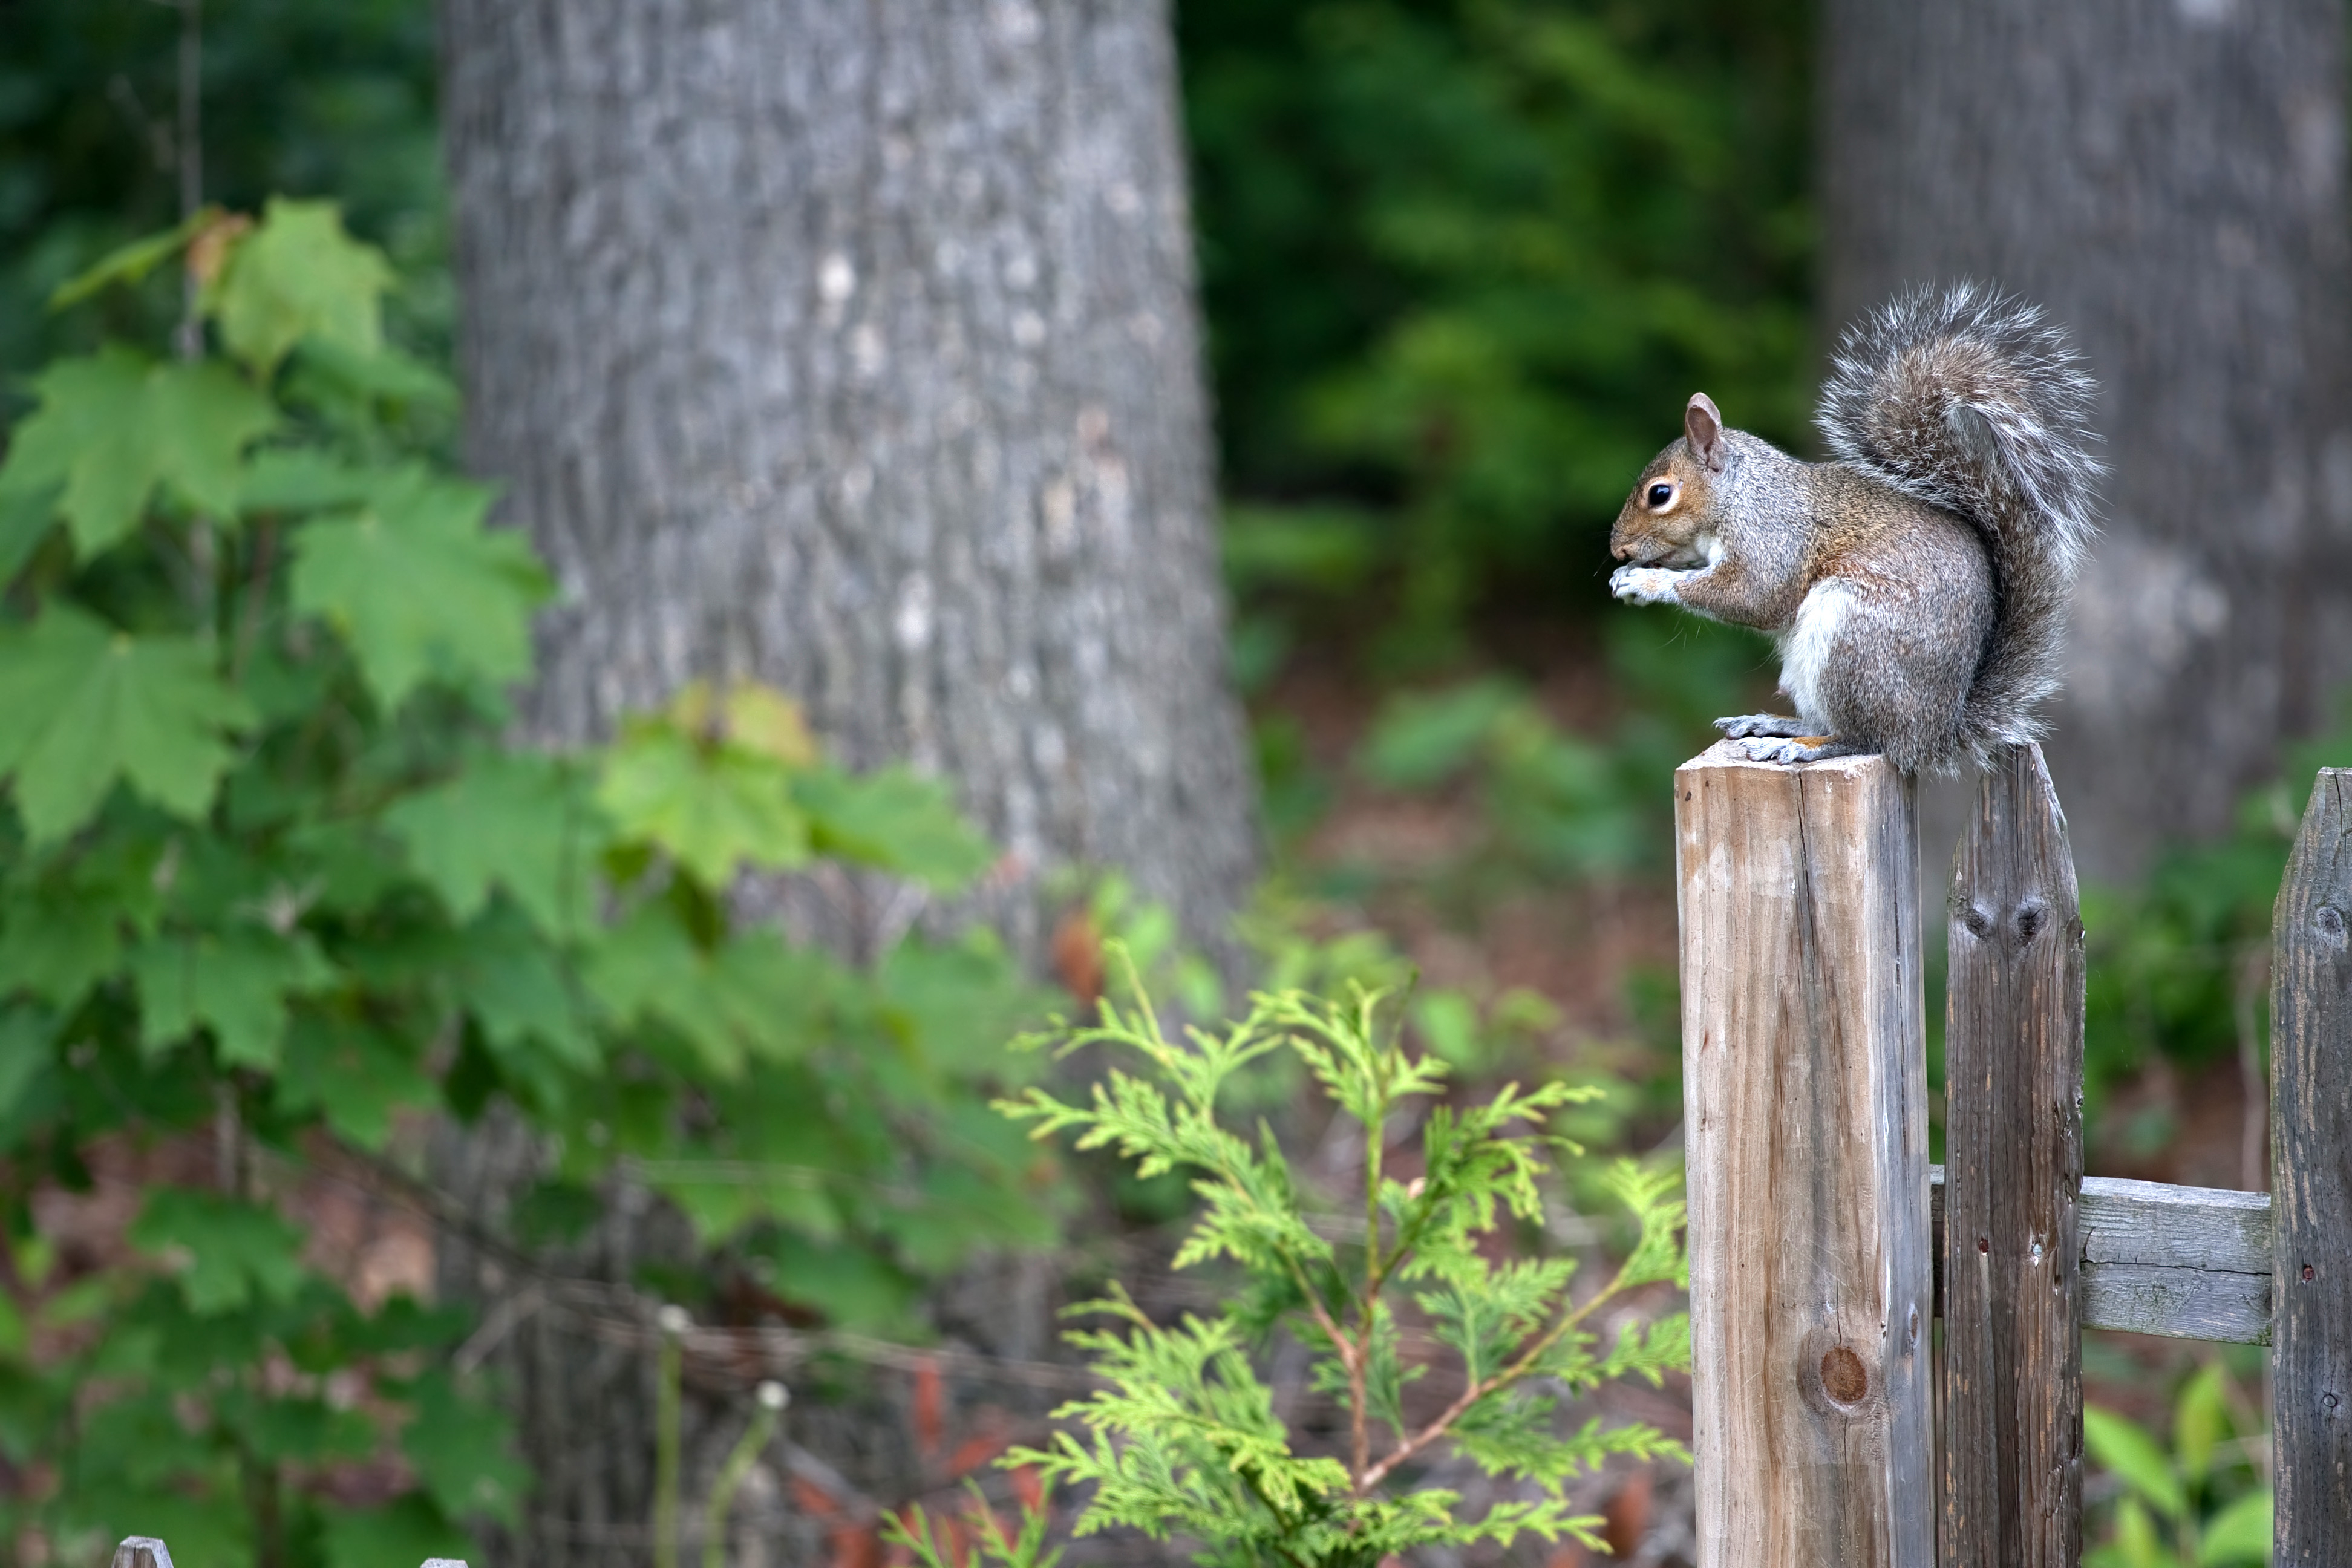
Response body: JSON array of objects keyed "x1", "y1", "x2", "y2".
[{"x1": 1777, "y1": 580, "x2": 1852, "y2": 730}]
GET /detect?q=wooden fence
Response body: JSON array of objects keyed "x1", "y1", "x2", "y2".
[
  {"x1": 1677, "y1": 742, "x2": 2349, "y2": 1567},
  {"x1": 102, "y1": 745, "x2": 2348, "y2": 1568},
  {"x1": 107, "y1": 1546, "x2": 461, "y2": 1568}
]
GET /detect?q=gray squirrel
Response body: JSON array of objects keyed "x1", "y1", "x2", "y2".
[{"x1": 1607, "y1": 284, "x2": 2101, "y2": 774}]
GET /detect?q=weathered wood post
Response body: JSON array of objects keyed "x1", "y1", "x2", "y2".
[
  {"x1": 2272, "y1": 767, "x2": 2352, "y2": 1563},
  {"x1": 1677, "y1": 744, "x2": 1935, "y2": 1567},
  {"x1": 1939, "y1": 743, "x2": 2085, "y2": 1568},
  {"x1": 112, "y1": 1539, "x2": 465, "y2": 1568}
]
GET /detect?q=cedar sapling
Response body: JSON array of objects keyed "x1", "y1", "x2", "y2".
[{"x1": 989, "y1": 949, "x2": 1691, "y2": 1567}]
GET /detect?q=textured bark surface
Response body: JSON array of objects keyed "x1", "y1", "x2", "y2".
[
  {"x1": 435, "y1": 5, "x2": 1253, "y2": 1562},
  {"x1": 440, "y1": 0, "x2": 1254, "y2": 964},
  {"x1": 1676, "y1": 744, "x2": 1933, "y2": 1568},
  {"x1": 2270, "y1": 768, "x2": 2352, "y2": 1563},
  {"x1": 1940, "y1": 744, "x2": 2084, "y2": 1568},
  {"x1": 1820, "y1": 1, "x2": 2352, "y2": 878}
]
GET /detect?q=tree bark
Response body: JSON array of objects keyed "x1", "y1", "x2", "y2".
[
  {"x1": 440, "y1": 0, "x2": 1254, "y2": 962},
  {"x1": 436, "y1": 4, "x2": 1254, "y2": 1561},
  {"x1": 1820, "y1": 0, "x2": 2352, "y2": 878}
]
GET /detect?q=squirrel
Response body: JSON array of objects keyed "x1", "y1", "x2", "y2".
[{"x1": 1607, "y1": 284, "x2": 2101, "y2": 775}]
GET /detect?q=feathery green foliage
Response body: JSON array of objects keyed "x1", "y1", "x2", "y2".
[
  {"x1": 885, "y1": 1486, "x2": 1065, "y2": 1568},
  {"x1": 996, "y1": 955, "x2": 1689, "y2": 1566}
]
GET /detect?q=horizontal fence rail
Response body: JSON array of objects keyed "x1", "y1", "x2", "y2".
[{"x1": 1929, "y1": 1168, "x2": 2272, "y2": 1343}]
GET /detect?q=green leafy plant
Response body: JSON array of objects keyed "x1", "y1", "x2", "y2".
[
  {"x1": 884, "y1": 1485, "x2": 1063, "y2": 1568},
  {"x1": 0, "y1": 200, "x2": 1063, "y2": 1562},
  {"x1": 2080, "y1": 711, "x2": 2352, "y2": 1165},
  {"x1": 1347, "y1": 614, "x2": 1771, "y2": 887},
  {"x1": 994, "y1": 956, "x2": 1690, "y2": 1566},
  {"x1": 2084, "y1": 1361, "x2": 2271, "y2": 1568},
  {"x1": 1183, "y1": 0, "x2": 1810, "y2": 656}
]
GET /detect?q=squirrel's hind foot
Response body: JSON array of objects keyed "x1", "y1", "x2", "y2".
[
  {"x1": 1715, "y1": 713, "x2": 1812, "y2": 739},
  {"x1": 1728, "y1": 735, "x2": 1867, "y2": 766}
]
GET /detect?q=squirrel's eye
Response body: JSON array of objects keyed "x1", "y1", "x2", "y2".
[{"x1": 1646, "y1": 482, "x2": 1676, "y2": 509}]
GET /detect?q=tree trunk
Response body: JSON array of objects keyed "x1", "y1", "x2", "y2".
[
  {"x1": 436, "y1": 4, "x2": 1254, "y2": 1561},
  {"x1": 1820, "y1": 1, "x2": 2352, "y2": 878},
  {"x1": 440, "y1": 0, "x2": 1254, "y2": 962}
]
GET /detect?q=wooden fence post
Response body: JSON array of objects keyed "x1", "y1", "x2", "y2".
[
  {"x1": 1939, "y1": 743, "x2": 2085, "y2": 1568},
  {"x1": 109, "y1": 1541, "x2": 172, "y2": 1568},
  {"x1": 2271, "y1": 767, "x2": 2352, "y2": 1563},
  {"x1": 1677, "y1": 743, "x2": 1935, "y2": 1567}
]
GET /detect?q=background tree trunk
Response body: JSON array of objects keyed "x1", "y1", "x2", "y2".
[
  {"x1": 1820, "y1": 0, "x2": 2352, "y2": 878},
  {"x1": 440, "y1": 0, "x2": 1254, "y2": 962},
  {"x1": 436, "y1": 3, "x2": 1254, "y2": 1560}
]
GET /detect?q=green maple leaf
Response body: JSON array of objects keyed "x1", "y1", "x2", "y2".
[
  {"x1": 130, "y1": 926, "x2": 336, "y2": 1069},
  {"x1": 236, "y1": 448, "x2": 382, "y2": 513},
  {"x1": 796, "y1": 766, "x2": 993, "y2": 889},
  {"x1": 446, "y1": 904, "x2": 598, "y2": 1071},
  {"x1": 0, "y1": 889, "x2": 121, "y2": 1010},
  {"x1": 597, "y1": 722, "x2": 810, "y2": 887},
  {"x1": 129, "y1": 1187, "x2": 309, "y2": 1315},
  {"x1": 583, "y1": 908, "x2": 831, "y2": 1077},
  {"x1": 288, "y1": 464, "x2": 550, "y2": 709},
  {"x1": 206, "y1": 197, "x2": 395, "y2": 378},
  {"x1": 46, "y1": 207, "x2": 215, "y2": 310},
  {"x1": 319, "y1": 1495, "x2": 473, "y2": 1568},
  {"x1": 278, "y1": 1014, "x2": 437, "y2": 1151},
  {"x1": 0, "y1": 345, "x2": 276, "y2": 557},
  {"x1": 386, "y1": 750, "x2": 603, "y2": 936},
  {"x1": 400, "y1": 1373, "x2": 527, "y2": 1527},
  {"x1": 0, "y1": 482, "x2": 57, "y2": 584},
  {"x1": 0, "y1": 604, "x2": 258, "y2": 843}
]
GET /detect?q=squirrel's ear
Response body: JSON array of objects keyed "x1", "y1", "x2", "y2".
[{"x1": 1685, "y1": 393, "x2": 1726, "y2": 471}]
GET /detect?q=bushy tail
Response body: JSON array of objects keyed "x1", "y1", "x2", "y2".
[{"x1": 1817, "y1": 283, "x2": 2102, "y2": 762}]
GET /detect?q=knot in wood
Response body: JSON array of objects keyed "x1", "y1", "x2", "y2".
[
  {"x1": 1820, "y1": 1345, "x2": 1869, "y2": 1405},
  {"x1": 1959, "y1": 903, "x2": 1994, "y2": 940},
  {"x1": 2014, "y1": 898, "x2": 2046, "y2": 942},
  {"x1": 2314, "y1": 903, "x2": 2347, "y2": 947}
]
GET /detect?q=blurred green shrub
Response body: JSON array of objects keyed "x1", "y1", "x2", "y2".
[
  {"x1": 2081, "y1": 716, "x2": 2352, "y2": 1156},
  {"x1": 0, "y1": 202, "x2": 1064, "y2": 1562},
  {"x1": 1348, "y1": 613, "x2": 1772, "y2": 880},
  {"x1": 0, "y1": 0, "x2": 448, "y2": 382},
  {"x1": 2084, "y1": 1359, "x2": 2271, "y2": 1567},
  {"x1": 1184, "y1": 0, "x2": 1812, "y2": 650}
]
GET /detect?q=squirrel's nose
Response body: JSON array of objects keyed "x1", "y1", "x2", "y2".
[{"x1": 1610, "y1": 538, "x2": 1634, "y2": 562}]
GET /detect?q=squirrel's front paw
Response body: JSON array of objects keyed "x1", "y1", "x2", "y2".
[
  {"x1": 1729, "y1": 735, "x2": 1861, "y2": 765},
  {"x1": 1730, "y1": 737, "x2": 1812, "y2": 764},
  {"x1": 1610, "y1": 565, "x2": 1683, "y2": 606},
  {"x1": 1715, "y1": 714, "x2": 1811, "y2": 739}
]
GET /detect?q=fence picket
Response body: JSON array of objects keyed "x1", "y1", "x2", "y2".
[
  {"x1": 2270, "y1": 767, "x2": 2352, "y2": 1564},
  {"x1": 1676, "y1": 743, "x2": 1934, "y2": 1567},
  {"x1": 1939, "y1": 742, "x2": 2085, "y2": 1568}
]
